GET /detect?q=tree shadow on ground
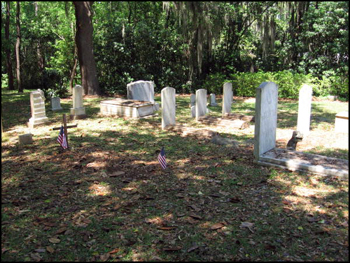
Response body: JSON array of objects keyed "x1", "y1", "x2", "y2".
[{"x1": 2, "y1": 119, "x2": 348, "y2": 261}]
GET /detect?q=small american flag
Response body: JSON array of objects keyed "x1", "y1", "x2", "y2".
[
  {"x1": 158, "y1": 147, "x2": 167, "y2": 169},
  {"x1": 57, "y1": 126, "x2": 68, "y2": 149}
]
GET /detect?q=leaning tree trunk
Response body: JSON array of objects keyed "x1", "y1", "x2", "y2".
[
  {"x1": 5, "y1": 2, "x2": 15, "y2": 90},
  {"x1": 73, "y1": 1, "x2": 101, "y2": 95},
  {"x1": 15, "y1": 1, "x2": 22, "y2": 93}
]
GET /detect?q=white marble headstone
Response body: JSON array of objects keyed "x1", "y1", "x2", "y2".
[
  {"x1": 127, "y1": 80, "x2": 155, "y2": 103},
  {"x1": 70, "y1": 85, "x2": 86, "y2": 118},
  {"x1": 28, "y1": 89, "x2": 49, "y2": 128},
  {"x1": 51, "y1": 97, "x2": 62, "y2": 111},
  {"x1": 297, "y1": 84, "x2": 313, "y2": 137},
  {"x1": 196, "y1": 89, "x2": 207, "y2": 121},
  {"x1": 254, "y1": 82, "x2": 278, "y2": 159},
  {"x1": 222, "y1": 82, "x2": 233, "y2": 116},
  {"x1": 161, "y1": 87, "x2": 176, "y2": 129},
  {"x1": 210, "y1": 93, "x2": 218, "y2": 106}
]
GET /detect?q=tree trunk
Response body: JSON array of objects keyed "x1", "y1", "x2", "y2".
[
  {"x1": 5, "y1": 2, "x2": 15, "y2": 90},
  {"x1": 15, "y1": 1, "x2": 22, "y2": 93},
  {"x1": 73, "y1": 1, "x2": 101, "y2": 95},
  {"x1": 69, "y1": 44, "x2": 78, "y2": 92}
]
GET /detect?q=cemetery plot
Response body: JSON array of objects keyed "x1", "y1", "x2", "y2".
[
  {"x1": 252, "y1": 82, "x2": 348, "y2": 180},
  {"x1": 1, "y1": 88, "x2": 348, "y2": 262},
  {"x1": 100, "y1": 98, "x2": 159, "y2": 118}
]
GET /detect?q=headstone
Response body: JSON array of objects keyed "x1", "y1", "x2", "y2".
[
  {"x1": 70, "y1": 85, "x2": 86, "y2": 119},
  {"x1": 191, "y1": 106, "x2": 196, "y2": 118},
  {"x1": 127, "y1": 80, "x2": 155, "y2": 103},
  {"x1": 335, "y1": 111, "x2": 348, "y2": 133},
  {"x1": 222, "y1": 82, "x2": 233, "y2": 116},
  {"x1": 28, "y1": 89, "x2": 49, "y2": 128},
  {"x1": 196, "y1": 89, "x2": 207, "y2": 121},
  {"x1": 190, "y1": 94, "x2": 196, "y2": 107},
  {"x1": 51, "y1": 97, "x2": 63, "y2": 111},
  {"x1": 210, "y1": 93, "x2": 218, "y2": 106},
  {"x1": 161, "y1": 87, "x2": 176, "y2": 129},
  {"x1": 296, "y1": 84, "x2": 313, "y2": 137},
  {"x1": 19, "y1": 133, "x2": 33, "y2": 145},
  {"x1": 254, "y1": 82, "x2": 278, "y2": 160}
]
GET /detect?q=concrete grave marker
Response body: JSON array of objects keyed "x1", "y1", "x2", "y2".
[
  {"x1": 70, "y1": 85, "x2": 86, "y2": 119},
  {"x1": 161, "y1": 87, "x2": 176, "y2": 129},
  {"x1": 51, "y1": 97, "x2": 63, "y2": 111},
  {"x1": 297, "y1": 84, "x2": 313, "y2": 137},
  {"x1": 19, "y1": 133, "x2": 33, "y2": 145},
  {"x1": 210, "y1": 93, "x2": 218, "y2": 106},
  {"x1": 254, "y1": 82, "x2": 278, "y2": 160},
  {"x1": 196, "y1": 89, "x2": 207, "y2": 121},
  {"x1": 28, "y1": 89, "x2": 49, "y2": 128},
  {"x1": 222, "y1": 82, "x2": 233, "y2": 116}
]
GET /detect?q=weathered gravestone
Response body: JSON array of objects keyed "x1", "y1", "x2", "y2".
[
  {"x1": 222, "y1": 82, "x2": 233, "y2": 116},
  {"x1": 28, "y1": 89, "x2": 49, "y2": 128},
  {"x1": 210, "y1": 93, "x2": 218, "y2": 106},
  {"x1": 190, "y1": 94, "x2": 196, "y2": 107},
  {"x1": 196, "y1": 89, "x2": 207, "y2": 121},
  {"x1": 161, "y1": 87, "x2": 176, "y2": 129},
  {"x1": 70, "y1": 85, "x2": 86, "y2": 119},
  {"x1": 191, "y1": 106, "x2": 196, "y2": 118},
  {"x1": 127, "y1": 80, "x2": 155, "y2": 103},
  {"x1": 51, "y1": 97, "x2": 63, "y2": 111},
  {"x1": 254, "y1": 82, "x2": 278, "y2": 160},
  {"x1": 19, "y1": 133, "x2": 33, "y2": 145},
  {"x1": 297, "y1": 84, "x2": 313, "y2": 137}
]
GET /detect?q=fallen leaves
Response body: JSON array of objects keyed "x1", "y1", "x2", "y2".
[{"x1": 48, "y1": 237, "x2": 61, "y2": 244}]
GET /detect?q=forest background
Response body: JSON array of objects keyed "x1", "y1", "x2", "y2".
[{"x1": 1, "y1": 1, "x2": 348, "y2": 100}]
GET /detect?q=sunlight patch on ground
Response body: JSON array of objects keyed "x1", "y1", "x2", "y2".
[
  {"x1": 88, "y1": 183, "x2": 111, "y2": 196},
  {"x1": 292, "y1": 185, "x2": 339, "y2": 197}
]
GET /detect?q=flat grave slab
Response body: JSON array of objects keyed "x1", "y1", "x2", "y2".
[
  {"x1": 257, "y1": 148, "x2": 348, "y2": 180},
  {"x1": 100, "y1": 98, "x2": 159, "y2": 118}
]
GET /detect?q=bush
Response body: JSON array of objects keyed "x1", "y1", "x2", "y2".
[{"x1": 203, "y1": 70, "x2": 348, "y2": 100}]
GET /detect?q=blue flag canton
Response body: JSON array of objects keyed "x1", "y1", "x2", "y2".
[{"x1": 158, "y1": 147, "x2": 167, "y2": 169}]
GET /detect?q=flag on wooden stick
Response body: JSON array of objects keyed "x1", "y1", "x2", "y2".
[
  {"x1": 158, "y1": 147, "x2": 167, "y2": 169},
  {"x1": 57, "y1": 125, "x2": 68, "y2": 149}
]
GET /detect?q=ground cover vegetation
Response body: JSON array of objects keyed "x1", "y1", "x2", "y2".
[
  {"x1": 1, "y1": 1, "x2": 348, "y2": 100},
  {"x1": 1, "y1": 86, "x2": 349, "y2": 261}
]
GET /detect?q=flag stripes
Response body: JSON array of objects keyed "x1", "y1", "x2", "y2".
[
  {"x1": 158, "y1": 147, "x2": 167, "y2": 169},
  {"x1": 57, "y1": 126, "x2": 68, "y2": 149}
]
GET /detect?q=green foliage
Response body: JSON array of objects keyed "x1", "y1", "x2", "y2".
[
  {"x1": 203, "y1": 71, "x2": 348, "y2": 99},
  {"x1": 0, "y1": 1, "x2": 348, "y2": 100}
]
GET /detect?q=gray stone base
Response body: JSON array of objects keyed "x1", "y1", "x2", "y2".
[
  {"x1": 27, "y1": 116, "x2": 49, "y2": 128},
  {"x1": 256, "y1": 149, "x2": 348, "y2": 180},
  {"x1": 100, "y1": 99, "x2": 159, "y2": 118}
]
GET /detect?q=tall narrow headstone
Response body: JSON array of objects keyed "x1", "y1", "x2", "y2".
[
  {"x1": 51, "y1": 97, "x2": 63, "y2": 111},
  {"x1": 254, "y1": 82, "x2": 278, "y2": 160},
  {"x1": 296, "y1": 84, "x2": 313, "y2": 137},
  {"x1": 210, "y1": 93, "x2": 218, "y2": 106},
  {"x1": 196, "y1": 89, "x2": 207, "y2": 121},
  {"x1": 161, "y1": 87, "x2": 176, "y2": 129},
  {"x1": 190, "y1": 94, "x2": 196, "y2": 107},
  {"x1": 70, "y1": 85, "x2": 86, "y2": 119},
  {"x1": 28, "y1": 89, "x2": 49, "y2": 128},
  {"x1": 222, "y1": 82, "x2": 233, "y2": 116}
]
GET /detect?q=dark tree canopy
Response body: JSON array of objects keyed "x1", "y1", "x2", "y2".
[{"x1": 1, "y1": 1, "x2": 348, "y2": 99}]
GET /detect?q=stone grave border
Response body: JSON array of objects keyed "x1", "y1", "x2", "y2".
[{"x1": 253, "y1": 82, "x2": 348, "y2": 180}]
